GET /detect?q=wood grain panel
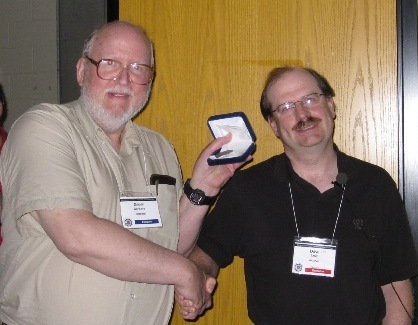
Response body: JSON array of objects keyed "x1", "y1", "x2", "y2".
[{"x1": 120, "y1": 1, "x2": 397, "y2": 324}]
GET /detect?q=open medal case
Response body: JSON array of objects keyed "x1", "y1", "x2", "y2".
[{"x1": 207, "y1": 112, "x2": 256, "y2": 165}]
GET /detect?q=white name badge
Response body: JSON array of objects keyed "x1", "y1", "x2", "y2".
[
  {"x1": 120, "y1": 196, "x2": 162, "y2": 229},
  {"x1": 292, "y1": 237, "x2": 338, "y2": 278}
]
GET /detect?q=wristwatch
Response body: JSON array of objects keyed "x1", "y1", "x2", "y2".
[{"x1": 183, "y1": 179, "x2": 216, "y2": 206}]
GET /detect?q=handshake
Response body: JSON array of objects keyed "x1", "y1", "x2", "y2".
[{"x1": 174, "y1": 261, "x2": 217, "y2": 320}]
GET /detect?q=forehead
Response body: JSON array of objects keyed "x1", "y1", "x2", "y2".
[
  {"x1": 91, "y1": 24, "x2": 151, "y2": 62},
  {"x1": 267, "y1": 69, "x2": 320, "y2": 103}
]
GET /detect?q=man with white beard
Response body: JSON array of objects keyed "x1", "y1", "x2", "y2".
[{"x1": 0, "y1": 21, "x2": 245, "y2": 325}]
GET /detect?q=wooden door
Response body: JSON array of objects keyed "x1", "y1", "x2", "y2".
[{"x1": 120, "y1": 1, "x2": 397, "y2": 324}]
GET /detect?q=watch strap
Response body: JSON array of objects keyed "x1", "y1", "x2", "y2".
[{"x1": 183, "y1": 179, "x2": 217, "y2": 205}]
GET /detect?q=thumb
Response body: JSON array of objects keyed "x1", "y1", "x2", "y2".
[{"x1": 206, "y1": 277, "x2": 217, "y2": 294}]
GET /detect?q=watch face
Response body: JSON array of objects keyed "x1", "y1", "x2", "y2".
[{"x1": 190, "y1": 191, "x2": 204, "y2": 205}]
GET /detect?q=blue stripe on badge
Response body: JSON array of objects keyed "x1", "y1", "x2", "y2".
[{"x1": 135, "y1": 219, "x2": 159, "y2": 224}]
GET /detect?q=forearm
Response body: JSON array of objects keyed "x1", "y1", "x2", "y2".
[
  {"x1": 382, "y1": 280, "x2": 414, "y2": 325},
  {"x1": 177, "y1": 134, "x2": 248, "y2": 255},
  {"x1": 177, "y1": 194, "x2": 210, "y2": 255},
  {"x1": 174, "y1": 245, "x2": 219, "y2": 320},
  {"x1": 32, "y1": 208, "x2": 196, "y2": 287},
  {"x1": 189, "y1": 246, "x2": 220, "y2": 278},
  {"x1": 73, "y1": 219, "x2": 195, "y2": 285}
]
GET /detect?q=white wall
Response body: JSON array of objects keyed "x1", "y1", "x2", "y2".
[{"x1": 0, "y1": 0, "x2": 58, "y2": 131}]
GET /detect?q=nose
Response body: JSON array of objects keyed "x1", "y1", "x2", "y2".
[
  {"x1": 115, "y1": 66, "x2": 131, "y2": 85},
  {"x1": 293, "y1": 102, "x2": 310, "y2": 119}
]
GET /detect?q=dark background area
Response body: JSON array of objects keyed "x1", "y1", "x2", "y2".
[{"x1": 58, "y1": 0, "x2": 119, "y2": 103}]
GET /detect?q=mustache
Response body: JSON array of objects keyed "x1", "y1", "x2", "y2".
[
  {"x1": 106, "y1": 86, "x2": 134, "y2": 96},
  {"x1": 292, "y1": 116, "x2": 322, "y2": 131}
]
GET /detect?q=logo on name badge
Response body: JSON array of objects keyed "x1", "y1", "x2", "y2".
[
  {"x1": 124, "y1": 218, "x2": 133, "y2": 227},
  {"x1": 294, "y1": 263, "x2": 303, "y2": 272}
]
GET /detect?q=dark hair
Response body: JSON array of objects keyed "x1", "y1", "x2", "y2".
[{"x1": 260, "y1": 66, "x2": 335, "y2": 120}]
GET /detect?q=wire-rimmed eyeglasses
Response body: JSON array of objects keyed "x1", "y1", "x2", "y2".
[
  {"x1": 271, "y1": 93, "x2": 325, "y2": 115},
  {"x1": 85, "y1": 56, "x2": 154, "y2": 85}
]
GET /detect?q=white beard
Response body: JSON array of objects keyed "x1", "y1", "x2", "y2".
[{"x1": 80, "y1": 84, "x2": 151, "y2": 133}]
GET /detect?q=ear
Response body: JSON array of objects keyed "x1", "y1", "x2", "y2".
[
  {"x1": 76, "y1": 58, "x2": 86, "y2": 87},
  {"x1": 267, "y1": 116, "x2": 280, "y2": 138},
  {"x1": 326, "y1": 97, "x2": 336, "y2": 119}
]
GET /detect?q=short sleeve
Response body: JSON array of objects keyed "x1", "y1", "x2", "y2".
[{"x1": 0, "y1": 105, "x2": 92, "y2": 220}]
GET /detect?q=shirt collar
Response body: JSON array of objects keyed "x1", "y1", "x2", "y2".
[{"x1": 281, "y1": 144, "x2": 350, "y2": 185}]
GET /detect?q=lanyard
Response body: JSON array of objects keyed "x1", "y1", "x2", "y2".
[{"x1": 288, "y1": 181, "x2": 346, "y2": 241}]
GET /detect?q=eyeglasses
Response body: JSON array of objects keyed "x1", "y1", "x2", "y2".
[
  {"x1": 271, "y1": 93, "x2": 325, "y2": 115},
  {"x1": 85, "y1": 56, "x2": 154, "y2": 85}
]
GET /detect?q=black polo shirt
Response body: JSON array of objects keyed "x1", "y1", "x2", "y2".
[{"x1": 197, "y1": 150, "x2": 417, "y2": 324}]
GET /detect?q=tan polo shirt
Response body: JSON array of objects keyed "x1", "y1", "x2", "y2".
[{"x1": 0, "y1": 100, "x2": 183, "y2": 325}]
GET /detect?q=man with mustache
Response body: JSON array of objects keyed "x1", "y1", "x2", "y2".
[
  {"x1": 0, "y1": 21, "x2": 246, "y2": 325},
  {"x1": 178, "y1": 66, "x2": 417, "y2": 324}
]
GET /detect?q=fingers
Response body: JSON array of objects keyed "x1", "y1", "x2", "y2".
[
  {"x1": 189, "y1": 134, "x2": 236, "y2": 195},
  {"x1": 203, "y1": 133, "x2": 232, "y2": 154},
  {"x1": 205, "y1": 276, "x2": 216, "y2": 294},
  {"x1": 194, "y1": 134, "x2": 232, "y2": 166},
  {"x1": 226, "y1": 154, "x2": 253, "y2": 172},
  {"x1": 175, "y1": 291, "x2": 198, "y2": 319},
  {"x1": 174, "y1": 276, "x2": 216, "y2": 320},
  {"x1": 177, "y1": 297, "x2": 213, "y2": 320}
]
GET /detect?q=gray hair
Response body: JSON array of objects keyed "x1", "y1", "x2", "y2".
[{"x1": 81, "y1": 21, "x2": 155, "y2": 67}]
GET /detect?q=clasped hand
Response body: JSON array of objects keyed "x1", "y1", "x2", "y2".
[{"x1": 175, "y1": 268, "x2": 216, "y2": 320}]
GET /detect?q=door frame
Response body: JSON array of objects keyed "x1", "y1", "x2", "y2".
[{"x1": 398, "y1": 0, "x2": 418, "y2": 245}]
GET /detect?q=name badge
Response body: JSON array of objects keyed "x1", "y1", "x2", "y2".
[
  {"x1": 292, "y1": 237, "x2": 338, "y2": 278},
  {"x1": 120, "y1": 196, "x2": 162, "y2": 229}
]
